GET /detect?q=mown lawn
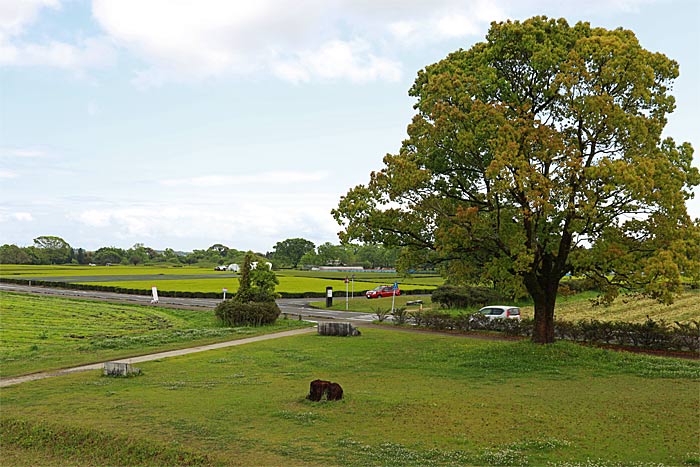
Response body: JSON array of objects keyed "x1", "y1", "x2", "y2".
[
  {"x1": 0, "y1": 291, "x2": 310, "y2": 377},
  {"x1": 1, "y1": 328, "x2": 698, "y2": 466}
]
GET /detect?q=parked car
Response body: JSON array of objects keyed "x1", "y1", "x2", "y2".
[
  {"x1": 477, "y1": 305, "x2": 521, "y2": 320},
  {"x1": 214, "y1": 265, "x2": 227, "y2": 271},
  {"x1": 365, "y1": 285, "x2": 401, "y2": 299}
]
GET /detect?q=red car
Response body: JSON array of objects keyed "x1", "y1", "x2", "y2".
[{"x1": 365, "y1": 285, "x2": 401, "y2": 298}]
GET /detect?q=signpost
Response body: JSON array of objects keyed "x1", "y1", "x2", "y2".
[
  {"x1": 345, "y1": 277, "x2": 349, "y2": 311},
  {"x1": 222, "y1": 287, "x2": 228, "y2": 301},
  {"x1": 391, "y1": 281, "x2": 398, "y2": 314}
]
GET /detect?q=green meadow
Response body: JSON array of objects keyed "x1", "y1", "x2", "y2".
[
  {"x1": 0, "y1": 291, "x2": 310, "y2": 377},
  {"x1": 1, "y1": 326, "x2": 698, "y2": 467}
]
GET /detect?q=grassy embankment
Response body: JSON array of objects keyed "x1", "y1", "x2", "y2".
[
  {"x1": 1, "y1": 326, "x2": 698, "y2": 466},
  {"x1": 0, "y1": 291, "x2": 310, "y2": 377}
]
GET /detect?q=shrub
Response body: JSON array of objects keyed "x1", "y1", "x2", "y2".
[
  {"x1": 214, "y1": 300, "x2": 280, "y2": 326},
  {"x1": 391, "y1": 307, "x2": 409, "y2": 325},
  {"x1": 372, "y1": 306, "x2": 390, "y2": 322},
  {"x1": 431, "y1": 285, "x2": 505, "y2": 309}
]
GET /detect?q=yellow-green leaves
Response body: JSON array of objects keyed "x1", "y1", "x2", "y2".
[{"x1": 334, "y1": 16, "x2": 699, "y2": 342}]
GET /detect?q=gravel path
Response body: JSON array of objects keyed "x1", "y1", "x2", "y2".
[{"x1": 0, "y1": 327, "x2": 316, "y2": 388}]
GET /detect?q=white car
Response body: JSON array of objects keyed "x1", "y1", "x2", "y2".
[{"x1": 478, "y1": 306, "x2": 521, "y2": 320}]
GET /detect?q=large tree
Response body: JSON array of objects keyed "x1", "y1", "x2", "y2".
[
  {"x1": 333, "y1": 17, "x2": 699, "y2": 343},
  {"x1": 33, "y1": 236, "x2": 72, "y2": 264},
  {"x1": 272, "y1": 238, "x2": 315, "y2": 268}
]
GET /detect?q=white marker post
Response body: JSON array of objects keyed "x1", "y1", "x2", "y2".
[
  {"x1": 351, "y1": 274, "x2": 355, "y2": 300},
  {"x1": 345, "y1": 277, "x2": 349, "y2": 311},
  {"x1": 222, "y1": 287, "x2": 228, "y2": 301},
  {"x1": 151, "y1": 286, "x2": 159, "y2": 304},
  {"x1": 391, "y1": 281, "x2": 398, "y2": 314}
]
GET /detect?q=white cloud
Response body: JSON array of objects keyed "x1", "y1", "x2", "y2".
[
  {"x1": 0, "y1": 208, "x2": 34, "y2": 223},
  {"x1": 0, "y1": 0, "x2": 115, "y2": 70},
  {"x1": 69, "y1": 192, "x2": 340, "y2": 249},
  {"x1": 0, "y1": 169, "x2": 18, "y2": 178},
  {"x1": 0, "y1": 36, "x2": 115, "y2": 69},
  {"x1": 160, "y1": 170, "x2": 329, "y2": 187},
  {"x1": 13, "y1": 212, "x2": 33, "y2": 221},
  {"x1": 0, "y1": 148, "x2": 46, "y2": 158},
  {"x1": 272, "y1": 39, "x2": 401, "y2": 84},
  {"x1": 92, "y1": 0, "x2": 505, "y2": 85},
  {"x1": 0, "y1": 0, "x2": 668, "y2": 81},
  {"x1": 0, "y1": 0, "x2": 59, "y2": 38}
]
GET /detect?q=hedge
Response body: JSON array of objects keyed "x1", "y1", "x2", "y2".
[{"x1": 406, "y1": 310, "x2": 699, "y2": 353}]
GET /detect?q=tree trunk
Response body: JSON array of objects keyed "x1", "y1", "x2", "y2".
[
  {"x1": 531, "y1": 292, "x2": 556, "y2": 343},
  {"x1": 525, "y1": 274, "x2": 559, "y2": 344}
]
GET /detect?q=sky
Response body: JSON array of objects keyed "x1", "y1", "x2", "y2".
[{"x1": 1, "y1": 0, "x2": 698, "y2": 253}]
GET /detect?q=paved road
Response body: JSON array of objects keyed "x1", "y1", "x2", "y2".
[
  {"x1": 0, "y1": 283, "x2": 379, "y2": 322},
  {"x1": 0, "y1": 327, "x2": 316, "y2": 388}
]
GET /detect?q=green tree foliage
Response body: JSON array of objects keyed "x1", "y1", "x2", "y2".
[
  {"x1": 272, "y1": 238, "x2": 315, "y2": 268},
  {"x1": 74, "y1": 248, "x2": 87, "y2": 265},
  {"x1": 250, "y1": 261, "x2": 279, "y2": 300},
  {"x1": 215, "y1": 251, "x2": 280, "y2": 326},
  {"x1": 33, "y1": 236, "x2": 72, "y2": 264},
  {"x1": 93, "y1": 247, "x2": 126, "y2": 265},
  {"x1": 333, "y1": 17, "x2": 700, "y2": 343},
  {"x1": 0, "y1": 244, "x2": 32, "y2": 264},
  {"x1": 236, "y1": 252, "x2": 254, "y2": 301}
]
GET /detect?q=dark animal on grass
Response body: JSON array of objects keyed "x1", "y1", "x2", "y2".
[
  {"x1": 307, "y1": 379, "x2": 343, "y2": 401},
  {"x1": 327, "y1": 382, "x2": 343, "y2": 401},
  {"x1": 308, "y1": 379, "x2": 330, "y2": 401}
]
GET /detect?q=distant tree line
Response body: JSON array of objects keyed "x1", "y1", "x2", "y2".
[{"x1": 0, "y1": 235, "x2": 401, "y2": 269}]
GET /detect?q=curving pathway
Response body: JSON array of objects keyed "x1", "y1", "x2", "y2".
[{"x1": 0, "y1": 327, "x2": 315, "y2": 388}]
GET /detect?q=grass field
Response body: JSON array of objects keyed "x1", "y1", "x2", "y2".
[
  {"x1": 71, "y1": 277, "x2": 434, "y2": 295},
  {"x1": 312, "y1": 290, "x2": 700, "y2": 324},
  {"x1": 0, "y1": 265, "x2": 441, "y2": 294},
  {"x1": 0, "y1": 291, "x2": 310, "y2": 377},
  {"x1": 1, "y1": 327, "x2": 698, "y2": 466}
]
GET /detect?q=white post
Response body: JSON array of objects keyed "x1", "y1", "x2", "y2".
[
  {"x1": 391, "y1": 281, "x2": 397, "y2": 314},
  {"x1": 345, "y1": 277, "x2": 349, "y2": 311}
]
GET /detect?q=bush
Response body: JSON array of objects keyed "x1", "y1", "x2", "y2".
[
  {"x1": 214, "y1": 300, "x2": 281, "y2": 326},
  {"x1": 391, "y1": 307, "x2": 409, "y2": 325},
  {"x1": 431, "y1": 285, "x2": 505, "y2": 309}
]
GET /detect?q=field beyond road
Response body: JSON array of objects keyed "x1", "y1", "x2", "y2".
[
  {"x1": 1, "y1": 326, "x2": 698, "y2": 467},
  {"x1": 0, "y1": 264, "x2": 442, "y2": 295}
]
